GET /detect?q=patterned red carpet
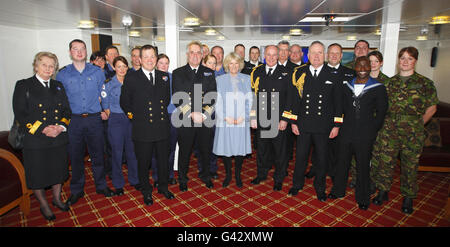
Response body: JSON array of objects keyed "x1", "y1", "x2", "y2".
[{"x1": 1, "y1": 151, "x2": 449, "y2": 227}]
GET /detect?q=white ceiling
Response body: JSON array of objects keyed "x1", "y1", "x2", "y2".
[{"x1": 0, "y1": 0, "x2": 449, "y2": 41}]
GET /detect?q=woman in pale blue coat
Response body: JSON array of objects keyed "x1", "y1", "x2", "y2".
[{"x1": 213, "y1": 52, "x2": 253, "y2": 188}]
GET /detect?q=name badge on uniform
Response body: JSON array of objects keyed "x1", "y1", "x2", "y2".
[
  {"x1": 331, "y1": 70, "x2": 338, "y2": 74},
  {"x1": 325, "y1": 81, "x2": 333, "y2": 84},
  {"x1": 345, "y1": 74, "x2": 353, "y2": 77},
  {"x1": 162, "y1": 76, "x2": 168, "y2": 81},
  {"x1": 282, "y1": 72, "x2": 288, "y2": 76},
  {"x1": 204, "y1": 72, "x2": 212, "y2": 76}
]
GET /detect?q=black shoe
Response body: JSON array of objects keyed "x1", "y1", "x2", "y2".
[
  {"x1": 179, "y1": 183, "x2": 188, "y2": 192},
  {"x1": 317, "y1": 193, "x2": 327, "y2": 202},
  {"x1": 288, "y1": 187, "x2": 300, "y2": 196},
  {"x1": 113, "y1": 188, "x2": 124, "y2": 196},
  {"x1": 158, "y1": 189, "x2": 175, "y2": 199},
  {"x1": 358, "y1": 203, "x2": 369, "y2": 210},
  {"x1": 251, "y1": 177, "x2": 266, "y2": 185},
  {"x1": 204, "y1": 180, "x2": 214, "y2": 189},
  {"x1": 401, "y1": 197, "x2": 414, "y2": 214},
  {"x1": 210, "y1": 172, "x2": 219, "y2": 179},
  {"x1": 372, "y1": 190, "x2": 389, "y2": 206},
  {"x1": 327, "y1": 193, "x2": 339, "y2": 200},
  {"x1": 52, "y1": 200, "x2": 69, "y2": 212},
  {"x1": 273, "y1": 183, "x2": 282, "y2": 191},
  {"x1": 132, "y1": 183, "x2": 143, "y2": 191},
  {"x1": 236, "y1": 179, "x2": 243, "y2": 188},
  {"x1": 66, "y1": 192, "x2": 85, "y2": 206},
  {"x1": 169, "y1": 178, "x2": 177, "y2": 185},
  {"x1": 96, "y1": 187, "x2": 114, "y2": 197},
  {"x1": 369, "y1": 182, "x2": 376, "y2": 195},
  {"x1": 143, "y1": 193, "x2": 153, "y2": 206},
  {"x1": 222, "y1": 178, "x2": 231, "y2": 188},
  {"x1": 153, "y1": 181, "x2": 159, "y2": 188},
  {"x1": 40, "y1": 207, "x2": 56, "y2": 221},
  {"x1": 305, "y1": 170, "x2": 315, "y2": 179},
  {"x1": 349, "y1": 180, "x2": 356, "y2": 189}
]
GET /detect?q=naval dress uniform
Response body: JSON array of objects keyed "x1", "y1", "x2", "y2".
[
  {"x1": 120, "y1": 68, "x2": 172, "y2": 198},
  {"x1": 282, "y1": 64, "x2": 343, "y2": 200},
  {"x1": 241, "y1": 60, "x2": 263, "y2": 75},
  {"x1": 250, "y1": 63, "x2": 291, "y2": 187},
  {"x1": 56, "y1": 63, "x2": 111, "y2": 199},
  {"x1": 329, "y1": 77, "x2": 387, "y2": 207},
  {"x1": 12, "y1": 75, "x2": 71, "y2": 189},
  {"x1": 172, "y1": 64, "x2": 217, "y2": 189}
]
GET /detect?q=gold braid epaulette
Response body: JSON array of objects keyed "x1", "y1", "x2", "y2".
[
  {"x1": 292, "y1": 64, "x2": 307, "y2": 98},
  {"x1": 250, "y1": 64, "x2": 264, "y2": 96}
]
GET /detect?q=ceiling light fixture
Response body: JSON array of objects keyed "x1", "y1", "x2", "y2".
[
  {"x1": 184, "y1": 17, "x2": 200, "y2": 26},
  {"x1": 78, "y1": 20, "x2": 95, "y2": 29},
  {"x1": 217, "y1": 36, "x2": 225, "y2": 41},
  {"x1": 300, "y1": 16, "x2": 356, "y2": 23},
  {"x1": 122, "y1": 15, "x2": 133, "y2": 28},
  {"x1": 429, "y1": 16, "x2": 450, "y2": 25},
  {"x1": 205, "y1": 29, "x2": 217, "y2": 36},
  {"x1": 347, "y1": 35, "x2": 357, "y2": 41},
  {"x1": 289, "y1": 29, "x2": 302, "y2": 36},
  {"x1": 128, "y1": 30, "x2": 140, "y2": 37},
  {"x1": 374, "y1": 29, "x2": 381, "y2": 35},
  {"x1": 416, "y1": 35, "x2": 428, "y2": 41},
  {"x1": 282, "y1": 35, "x2": 291, "y2": 40}
]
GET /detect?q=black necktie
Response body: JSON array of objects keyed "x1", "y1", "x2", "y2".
[
  {"x1": 313, "y1": 69, "x2": 318, "y2": 79},
  {"x1": 149, "y1": 72, "x2": 154, "y2": 85},
  {"x1": 267, "y1": 68, "x2": 273, "y2": 76},
  {"x1": 193, "y1": 68, "x2": 197, "y2": 74},
  {"x1": 43, "y1": 81, "x2": 49, "y2": 88}
]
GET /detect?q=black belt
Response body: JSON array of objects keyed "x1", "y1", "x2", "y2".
[{"x1": 73, "y1": 112, "x2": 101, "y2": 118}]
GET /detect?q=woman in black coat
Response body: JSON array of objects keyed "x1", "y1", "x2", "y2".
[{"x1": 12, "y1": 52, "x2": 71, "y2": 221}]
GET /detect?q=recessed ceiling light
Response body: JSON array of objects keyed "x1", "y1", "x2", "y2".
[
  {"x1": 347, "y1": 35, "x2": 357, "y2": 41},
  {"x1": 429, "y1": 16, "x2": 450, "y2": 25},
  {"x1": 128, "y1": 30, "x2": 140, "y2": 37},
  {"x1": 78, "y1": 20, "x2": 94, "y2": 29},
  {"x1": 374, "y1": 29, "x2": 381, "y2": 35},
  {"x1": 282, "y1": 35, "x2": 291, "y2": 40},
  {"x1": 416, "y1": 35, "x2": 428, "y2": 41},
  {"x1": 289, "y1": 29, "x2": 302, "y2": 36},
  {"x1": 300, "y1": 16, "x2": 356, "y2": 22},
  {"x1": 217, "y1": 36, "x2": 225, "y2": 41},
  {"x1": 205, "y1": 29, "x2": 217, "y2": 36},
  {"x1": 184, "y1": 17, "x2": 200, "y2": 26},
  {"x1": 156, "y1": 36, "x2": 165, "y2": 41}
]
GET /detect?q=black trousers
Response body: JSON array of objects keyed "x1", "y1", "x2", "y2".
[
  {"x1": 177, "y1": 126, "x2": 214, "y2": 184},
  {"x1": 292, "y1": 132, "x2": 328, "y2": 195},
  {"x1": 256, "y1": 129, "x2": 289, "y2": 183},
  {"x1": 133, "y1": 139, "x2": 169, "y2": 194},
  {"x1": 308, "y1": 137, "x2": 338, "y2": 177},
  {"x1": 331, "y1": 137, "x2": 375, "y2": 205}
]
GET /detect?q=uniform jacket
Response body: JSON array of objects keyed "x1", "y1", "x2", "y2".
[
  {"x1": 340, "y1": 77, "x2": 388, "y2": 140},
  {"x1": 282, "y1": 64, "x2": 343, "y2": 134},
  {"x1": 120, "y1": 68, "x2": 171, "y2": 142},
  {"x1": 12, "y1": 76, "x2": 71, "y2": 149},
  {"x1": 250, "y1": 64, "x2": 291, "y2": 130},
  {"x1": 241, "y1": 61, "x2": 262, "y2": 75},
  {"x1": 172, "y1": 64, "x2": 217, "y2": 123}
]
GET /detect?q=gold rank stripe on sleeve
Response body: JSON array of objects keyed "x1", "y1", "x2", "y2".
[
  {"x1": 203, "y1": 105, "x2": 214, "y2": 115},
  {"x1": 28, "y1": 120, "x2": 42, "y2": 135},
  {"x1": 282, "y1": 111, "x2": 298, "y2": 120},
  {"x1": 292, "y1": 67, "x2": 307, "y2": 98},
  {"x1": 127, "y1": 112, "x2": 133, "y2": 120},
  {"x1": 60, "y1": 118, "x2": 70, "y2": 126},
  {"x1": 250, "y1": 64, "x2": 263, "y2": 96},
  {"x1": 334, "y1": 117, "x2": 343, "y2": 123},
  {"x1": 181, "y1": 104, "x2": 191, "y2": 115}
]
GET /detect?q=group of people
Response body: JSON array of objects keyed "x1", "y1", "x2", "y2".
[{"x1": 12, "y1": 37, "x2": 438, "y2": 222}]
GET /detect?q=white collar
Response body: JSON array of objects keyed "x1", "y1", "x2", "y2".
[
  {"x1": 141, "y1": 67, "x2": 155, "y2": 81},
  {"x1": 189, "y1": 64, "x2": 200, "y2": 71},
  {"x1": 327, "y1": 63, "x2": 340, "y2": 69},
  {"x1": 266, "y1": 64, "x2": 277, "y2": 74},
  {"x1": 309, "y1": 64, "x2": 324, "y2": 76},
  {"x1": 35, "y1": 74, "x2": 50, "y2": 87},
  {"x1": 250, "y1": 60, "x2": 259, "y2": 66},
  {"x1": 278, "y1": 60, "x2": 287, "y2": 67}
]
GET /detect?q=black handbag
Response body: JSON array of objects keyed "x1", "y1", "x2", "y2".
[{"x1": 8, "y1": 119, "x2": 26, "y2": 150}]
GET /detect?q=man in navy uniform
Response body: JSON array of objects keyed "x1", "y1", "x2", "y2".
[
  {"x1": 120, "y1": 45, "x2": 174, "y2": 205},
  {"x1": 241, "y1": 46, "x2": 262, "y2": 75},
  {"x1": 172, "y1": 41, "x2": 217, "y2": 192},
  {"x1": 57, "y1": 39, "x2": 113, "y2": 206},
  {"x1": 282, "y1": 41, "x2": 343, "y2": 202},
  {"x1": 104, "y1": 45, "x2": 119, "y2": 80}
]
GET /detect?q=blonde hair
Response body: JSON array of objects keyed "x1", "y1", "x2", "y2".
[
  {"x1": 33, "y1": 51, "x2": 59, "y2": 74},
  {"x1": 223, "y1": 52, "x2": 244, "y2": 73}
]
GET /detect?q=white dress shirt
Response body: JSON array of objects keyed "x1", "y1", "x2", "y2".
[{"x1": 309, "y1": 64, "x2": 324, "y2": 77}]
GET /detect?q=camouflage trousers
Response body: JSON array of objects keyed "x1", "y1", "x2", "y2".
[{"x1": 370, "y1": 116, "x2": 425, "y2": 198}]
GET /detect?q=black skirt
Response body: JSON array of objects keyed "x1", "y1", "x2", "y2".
[{"x1": 23, "y1": 145, "x2": 69, "y2": 189}]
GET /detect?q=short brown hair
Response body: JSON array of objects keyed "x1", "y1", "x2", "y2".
[
  {"x1": 140, "y1": 45, "x2": 157, "y2": 58},
  {"x1": 398, "y1": 46, "x2": 418, "y2": 60},
  {"x1": 112, "y1": 56, "x2": 128, "y2": 67},
  {"x1": 203, "y1": 54, "x2": 216, "y2": 64},
  {"x1": 368, "y1": 50, "x2": 383, "y2": 62},
  {"x1": 157, "y1": 53, "x2": 170, "y2": 63},
  {"x1": 69, "y1": 39, "x2": 86, "y2": 50}
]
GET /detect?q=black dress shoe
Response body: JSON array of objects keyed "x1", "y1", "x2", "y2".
[
  {"x1": 179, "y1": 183, "x2": 188, "y2": 192},
  {"x1": 132, "y1": 183, "x2": 143, "y2": 191},
  {"x1": 288, "y1": 187, "x2": 300, "y2": 196},
  {"x1": 143, "y1": 194, "x2": 153, "y2": 206},
  {"x1": 401, "y1": 197, "x2": 414, "y2": 214},
  {"x1": 273, "y1": 183, "x2": 282, "y2": 191},
  {"x1": 317, "y1": 193, "x2": 327, "y2": 202},
  {"x1": 113, "y1": 188, "x2": 124, "y2": 196},
  {"x1": 251, "y1": 177, "x2": 266, "y2": 185},
  {"x1": 222, "y1": 178, "x2": 231, "y2": 188},
  {"x1": 327, "y1": 193, "x2": 339, "y2": 200},
  {"x1": 158, "y1": 190, "x2": 175, "y2": 199},
  {"x1": 305, "y1": 170, "x2": 315, "y2": 179},
  {"x1": 204, "y1": 180, "x2": 214, "y2": 189},
  {"x1": 40, "y1": 207, "x2": 56, "y2": 221},
  {"x1": 66, "y1": 192, "x2": 85, "y2": 206},
  {"x1": 169, "y1": 178, "x2": 177, "y2": 185},
  {"x1": 358, "y1": 203, "x2": 369, "y2": 210},
  {"x1": 372, "y1": 190, "x2": 389, "y2": 206},
  {"x1": 96, "y1": 187, "x2": 114, "y2": 197},
  {"x1": 52, "y1": 200, "x2": 69, "y2": 212},
  {"x1": 236, "y1": 179, "x2": 243, "y2": 188},
  {"x1": 210, "y1": 172, "x2": 219, "y2": 179}
]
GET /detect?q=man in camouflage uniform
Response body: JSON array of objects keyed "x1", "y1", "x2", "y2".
[{"x1": 370, "y1": 47, "x2": 438, "y2": 214}]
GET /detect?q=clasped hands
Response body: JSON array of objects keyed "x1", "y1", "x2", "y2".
[
  {"x1": 225, "y1": 117, "x2": 244, "y2": 125},
  {"x1": 42, "y1": 125, "x2": 64, "y2": 138}
]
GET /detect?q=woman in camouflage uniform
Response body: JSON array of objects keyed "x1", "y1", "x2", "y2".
[{"x1": 370, "y1": 47, "x2": 438, "y2": 214}]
